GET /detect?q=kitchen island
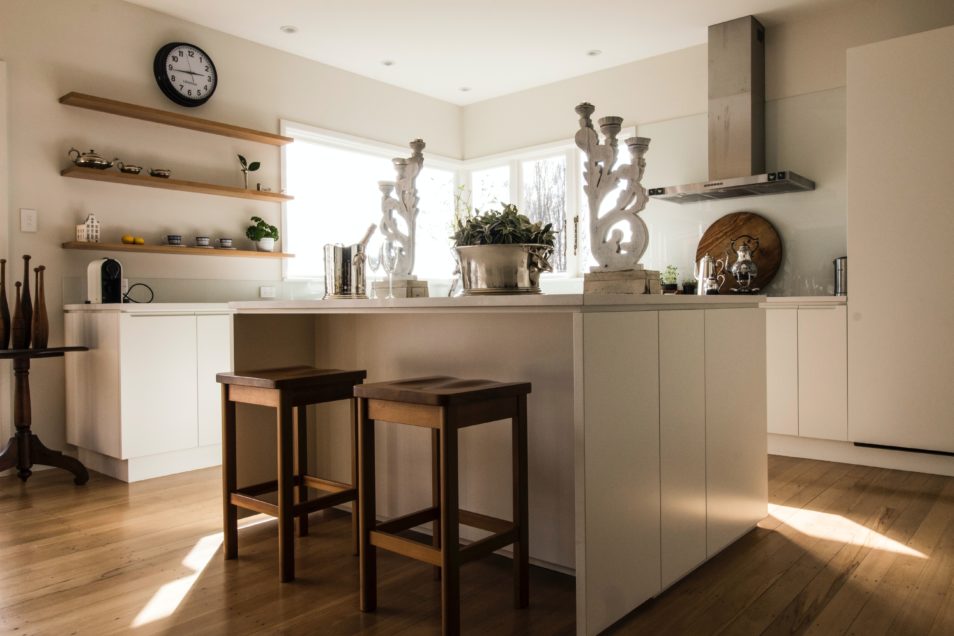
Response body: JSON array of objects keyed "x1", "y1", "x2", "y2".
[{"x1": 228, "y1": 294, "x2": 767, "y2": 635}]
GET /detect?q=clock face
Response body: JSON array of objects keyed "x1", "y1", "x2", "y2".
[{"x1": 154, "y1": 42, "x2": 217, "y2": 107}]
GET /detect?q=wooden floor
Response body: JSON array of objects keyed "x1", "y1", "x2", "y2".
[{"x1": 2, "y1": 456, "x2": 953, "y2": 635}]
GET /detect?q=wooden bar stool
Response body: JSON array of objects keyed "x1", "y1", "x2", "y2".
[
  {"x1": 217, "y1": 366, "x2": 366, "y2": 582},
  {"x1": 355, "y1": 376, "x2": 531, "y2": 635}
]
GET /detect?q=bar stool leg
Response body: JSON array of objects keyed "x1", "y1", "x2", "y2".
[
  {"x1": 440, "y1": 413, "x2": 460, "y2": 635},
  {"x1": 513, "y1": 394, "x2": 530, "y2": 609},
  {"x1": 358, "y1": 398, "x2": 377, "y2": 611},
  {"x1": 222, "y1": 386, "x2": 238, "y2": 560},
  {"x1": 277, "y1": 399, "x2": 295, "y2": 582},
  {"x1": 296, "y1": 405, "x2": 309, "y2": 537},
  {"x1": 350, "y1": 397, "x2": 359, "y2": 557},
  {"x1": 431, "y1": 428, "x2": 441, "y2": 581}
]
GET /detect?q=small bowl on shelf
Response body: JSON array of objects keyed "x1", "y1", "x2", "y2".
[
  {"x1": 218, "y1": 238, "x2": 233, "y2": 249},
  {"x1": 116, "y1": 161, "x2": 143, "y2": 175},
  {"x1": 166, "y1": 234, "x2": 183, "y2": 246},
  {"x1": 195, "y1": 236, "x2": 211, "y2": 247},
  {"x1": 149, "y1": 168, "x2": 171, "y2": 179}
]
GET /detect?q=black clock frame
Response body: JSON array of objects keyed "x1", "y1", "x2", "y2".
[{"x1": 153, "y1": 42, "x2": 217, "y2": 108}]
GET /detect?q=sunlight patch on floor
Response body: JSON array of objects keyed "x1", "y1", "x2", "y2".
[
  {"x1": 131, "y1": 514, "x2": 274, "y2": 628},
  {"x1": 767, "y1": 503, "x2": 926, "y2": 559}
]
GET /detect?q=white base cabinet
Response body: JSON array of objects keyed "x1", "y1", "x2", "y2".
[
  {"x1": 580, "y1": 306, "x2": 766, "y2": 634},
  {"x1": 65, "y1": 305, "x2": 232, "y2": 482},
  {"x1": 764, "y1": 301, "x2": 847, "y2": 442}
]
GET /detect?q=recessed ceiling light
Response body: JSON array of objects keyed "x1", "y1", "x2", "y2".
[
  {"x1": 279, "y1": 25, "x2": 298, "y2": 34},
  {"x1": 459, "y1": 87, "x2": 471, "y2": 93},
  {"x1": 587, "y1": 49, "x2": 602, "y2": 57},
  {"x1": 381, "y1": 60, "x2": 396, "y2": 67}
]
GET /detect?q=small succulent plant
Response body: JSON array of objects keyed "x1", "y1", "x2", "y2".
[
  {"x1": 662, "y1": 265, "x2": 679, "y2": 285},
  {"x1": 452, "y1": 203, "x2": 556, "y2": 247}
]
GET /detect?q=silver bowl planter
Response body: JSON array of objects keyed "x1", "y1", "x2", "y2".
[{"x1": 455, "y1": 244, "x2": 553, "y2": 295}]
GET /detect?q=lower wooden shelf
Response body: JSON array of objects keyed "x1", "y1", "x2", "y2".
[{"x1": 62, "y1": 241, "x2": 293, "y2": 259}]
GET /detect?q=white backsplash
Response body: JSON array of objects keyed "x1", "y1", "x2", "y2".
[{"x1": 637, "y1": 88, "x2": 847, "y2": 296}]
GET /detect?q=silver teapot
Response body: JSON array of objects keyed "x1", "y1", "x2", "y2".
[
  {"x1": 696, "y1": 253, "x2": 727, "y2": 295},
  {"x1": 729, "y1": 235, "x2": 760, "y2": 293},
  {"x1": 68, "y1": 148, "x2": 116, "y2": 170}
]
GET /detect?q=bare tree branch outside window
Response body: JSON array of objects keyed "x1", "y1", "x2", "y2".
[{"x1": 522, "y1": 157, "x2": 567, "y2": 272}]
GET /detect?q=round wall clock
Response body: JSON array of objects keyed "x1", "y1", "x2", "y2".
[{"x1": 153, "y1": 42, "x2": 217, "y2": 107}]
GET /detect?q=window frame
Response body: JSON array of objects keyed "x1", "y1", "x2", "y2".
[{"x1": 280, "y1": 120, "x2": 634, "y2": 280}]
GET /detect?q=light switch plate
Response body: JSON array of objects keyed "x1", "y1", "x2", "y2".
[
  {"x1": 19, "y1": 208, "x2": 38, "y2": 233},
  {"x1": 259, "y1": 286, "x2": 276, "y2": 299}
]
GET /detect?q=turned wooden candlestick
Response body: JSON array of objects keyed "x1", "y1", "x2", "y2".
[
  {"x1": 32, "y1": 266, "x2": 48, "y2": 349},
  {"x1": 11, "y1": 282, "x2": 26, "y2": 349},
  {"x1": 0, "y1": 259, "x2": 9, "y2": 350},
  {"x1": 20, "y1": 255, "x2": 32, "y2": 349}
]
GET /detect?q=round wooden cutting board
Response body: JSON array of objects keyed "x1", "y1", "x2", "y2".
[{"x1": 696, "y1": 212, "x2": 782, "y2": 293}]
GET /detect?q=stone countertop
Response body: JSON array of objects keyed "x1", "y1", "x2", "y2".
[
  {"x1": 228, "y1": 294, "x2": 765, "y2": 314},
  {"x1": 760, "y1": 296, "x2": 847, "y2": 306},
  {"x1": 64, "y1": 302, "x2": 232, "y2": 313}
]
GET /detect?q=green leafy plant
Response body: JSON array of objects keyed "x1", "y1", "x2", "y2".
[
  {"x1": 237, "y1": 154, "x2": 260, "y2": 173},
  {"x1": 662, "y1": 265, "x2": 679, "y2": 285},
  {"x1": 238, "y1": 154, "x2": 261, "y2": 189},
  {"x1": 452, "y1": 203, "x2": 556, "y2": 247},
  {"x1": 245, "y1": 216, "x2": 279, "y2": 241}
]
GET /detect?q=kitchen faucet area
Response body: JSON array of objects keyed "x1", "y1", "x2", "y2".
[{"x1": 2, "y1": 1, "x2": 954, "y2": 634}]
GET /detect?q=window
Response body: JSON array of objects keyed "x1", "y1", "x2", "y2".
[
  {"x1": 466, "y1": 143, "x2": 581, "y2": 275},
  {"x1": 283, "y1": 123, "x2": 460, "y2": 280},
  {"x1": 283, "y1": 123, "x2": 633, "y2": 280}
]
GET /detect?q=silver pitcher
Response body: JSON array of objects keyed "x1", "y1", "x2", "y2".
[
  {"x1": 323, "y1": 243, "x2": 368, "y2": 299},
  {"x1": 695, "y1": 253, "x2": 727, "y2": 296}
]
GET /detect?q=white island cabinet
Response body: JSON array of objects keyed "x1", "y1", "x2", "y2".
[
  {"x1": 65, "y1": 304, "x2": 233, "y2": 482},
  {"x1": 228, "y1": 294, "x2": 767, "y2": 636}
]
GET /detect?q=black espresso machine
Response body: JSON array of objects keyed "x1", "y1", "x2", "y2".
[{"x1": 86, "y1": 258, "x2": 123, "y2": 303}]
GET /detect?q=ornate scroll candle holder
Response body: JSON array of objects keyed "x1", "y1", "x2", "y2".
[
  {"x1": 374, "y1": 138, "x2": 429, "y2": 298},
  {"x1": 575, "y1": 102, "x2": 659, "y2": 295}
]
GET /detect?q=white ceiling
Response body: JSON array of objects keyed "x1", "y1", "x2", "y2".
[{"x1": 124, "y1": 0, "x2": 842, "y2": 105}]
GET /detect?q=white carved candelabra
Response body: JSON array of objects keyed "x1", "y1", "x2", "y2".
[
  {"x1": 574, "y1": 103, "x2": 657, "y2": 293},
  {"x1": 377, "y1": 138, "x2": 425, "y2": 280}
]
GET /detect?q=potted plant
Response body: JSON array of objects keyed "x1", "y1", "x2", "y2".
[
  {"x1": 246, "y1": 216, "x2": 279, "y2": 252},
  {"x1": 237, "y1": 154, "x2": 260, "y2": 190},
  {"x1": 661, "y1": 265, "x2": 679, "y2": 294},
  {"x1": 681, "y1": 277, "x2": 698, "y2": 295},
  {"x1": 452, "y1": 203, "x2": 556, "y2": 294}
]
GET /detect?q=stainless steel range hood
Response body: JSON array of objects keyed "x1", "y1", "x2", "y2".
[{"x1": 648, "y1": 16, "x2": 815, "y2": 204}]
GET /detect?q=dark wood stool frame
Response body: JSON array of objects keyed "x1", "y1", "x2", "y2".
[
  {"x1": 218, "y1": 367, "x2": 366, "y2": 582},
  {"x1": 356, "y1": 381, "x2": 530, "y2": 635},
  {"x1": 0, "y1": 347, "x2": 90, "y2": 485}
]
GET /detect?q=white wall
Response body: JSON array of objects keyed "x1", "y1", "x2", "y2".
[
  {"x1": 0, "y1": 0, "x2": 461, "y2": 452},
  {"x1": 461, "y1": 0, "x2": 954, "y2": 295}
]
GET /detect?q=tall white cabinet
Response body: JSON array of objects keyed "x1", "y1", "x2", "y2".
[
  {"x1": 65, "y1": 304, "x2": 233, "y2": 482},
  {"x1": 847, "y1": 25, "x2": 954, "y2": 453}
]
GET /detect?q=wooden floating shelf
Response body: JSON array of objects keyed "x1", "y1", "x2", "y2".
[
  {"x1": 62, "y1": 241, "x2": 293, "y2": 259},
  {"x1": 61, "y1": 166, "x2": 293, "y2": 203},
  {"x1": 59, "y1": 92, "x2": 293, "y2": 146}
]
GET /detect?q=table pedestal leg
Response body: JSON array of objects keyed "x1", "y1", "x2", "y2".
[
  {"x1": 1, "y1": 355, "x2": 89, "y2": 485},
  {"x1": 29, "y1": 433, "x2": 89, "y2": 485}
]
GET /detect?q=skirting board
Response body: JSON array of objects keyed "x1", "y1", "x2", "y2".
[
  {"x1": 769, "y1": 434, "x2": 954, "y2": 477},
  {"x1": 77, "y1": 444, "x2": 222, "y2": 482}
]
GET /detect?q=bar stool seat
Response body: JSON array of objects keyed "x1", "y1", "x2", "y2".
[
  {"x1": 355, "y1": 375, "x2": 531, "y2": 635},
  {"x1": 217, "y1": 365, "x2": 366, "y2": 582}
]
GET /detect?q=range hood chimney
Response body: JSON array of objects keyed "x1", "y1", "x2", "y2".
[{"x1": 648, "y1": 16, "x2": 815, "y2": 203}]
